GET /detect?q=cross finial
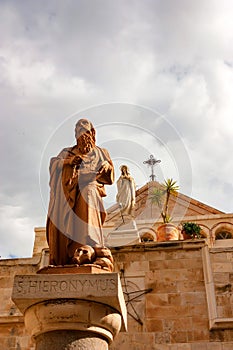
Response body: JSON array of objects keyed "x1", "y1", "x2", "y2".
[{"x1": 143, "y1": 155, "x2": 161, "y2": 181}]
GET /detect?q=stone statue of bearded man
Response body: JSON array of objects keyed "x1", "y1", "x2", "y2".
[{"x1": 46, "y1": 119, "x2": 114, "y2": 266}]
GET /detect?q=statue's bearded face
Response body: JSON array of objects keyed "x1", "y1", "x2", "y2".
[{"x1": 75, "y1": 119, "x2": 95, "y2": 154}]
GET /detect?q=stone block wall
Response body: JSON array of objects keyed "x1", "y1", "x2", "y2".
[
  {"x1": 1, "y1": 232, "x2": 233, "y2": 350},
  {"x1": 109, "y1": 241, "x2": 233, "y2": 350},
  {"x1": 0, "y1": 257, "x2": 39, "y2": 350}
]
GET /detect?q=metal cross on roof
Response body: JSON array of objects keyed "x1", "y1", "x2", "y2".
[{"x1": 143, "y1": 154, "x2": 161, "y2": 181}]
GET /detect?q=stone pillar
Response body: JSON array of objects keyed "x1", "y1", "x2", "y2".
[{"x1": 12, "y1": 273, "x2": 127, "y2": 350}]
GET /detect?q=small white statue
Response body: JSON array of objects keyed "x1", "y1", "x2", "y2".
[{"x1": 116, "y1": 165, "x2": 136, "y2": 218}]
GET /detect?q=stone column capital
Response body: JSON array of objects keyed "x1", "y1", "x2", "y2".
[{"x1": 25, "y1": 299, "x2": 122, "y2": 343}]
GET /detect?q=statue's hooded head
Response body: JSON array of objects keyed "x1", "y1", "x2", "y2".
[{"x1": 75, "y1": 118, "x2": 96, "y2": 154}]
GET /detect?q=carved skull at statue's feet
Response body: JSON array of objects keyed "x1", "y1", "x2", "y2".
[
  {"x1": 72, "y1": 245, "x2": 114, "y2": 272},
  {"x1": 72, "y1": 245, "x2": 96, "y2": 265}
]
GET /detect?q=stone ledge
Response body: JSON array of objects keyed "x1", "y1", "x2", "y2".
[
  {"x1": 210, "y1": 317, "x2": 233, "y2": 330},
  {"x1": 210, "y1": 246, "x2": 233, "y2": 253},
  {"x1": 37, "y1": 265, "x2": 108, "y2": 274},
  {"x1": 0, "y1": 315, "x2": 24, "y2": 324},
  {"x1": 111, "y1": 239, "x2": 207, "y2": 253},
  {"x1": 0, "y1": 255, "x2": 40, "y2": 266}
]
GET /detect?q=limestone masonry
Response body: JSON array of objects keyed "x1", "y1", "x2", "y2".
[
  {"x1": 1, "y1": 232, "x2": 233, "y2": 349},
  {"x1": 1, "y1": 181, "x2": 233, "y2": 349}
]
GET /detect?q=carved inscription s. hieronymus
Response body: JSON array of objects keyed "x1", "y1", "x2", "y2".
[{"x1": 14, "y1": 277, "x2": 117, "y2": 295}]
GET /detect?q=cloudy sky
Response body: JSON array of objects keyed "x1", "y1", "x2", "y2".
[{"x1": 0, "y1": 0, "x2": 233, "y2": 259}]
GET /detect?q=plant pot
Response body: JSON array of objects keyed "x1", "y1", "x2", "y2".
[
  {"x1": 156, "y1": 223, "x2": 179, "y2": 242},
  {"x1": 181, "y1": 230, "x2": 200, "y2": 240},
  {"x1": 181, "y1": 223, "x2": 201, "y2": 240},
  {"x1": 181, "y1": 230, "x2": 192, "y2": 240}
]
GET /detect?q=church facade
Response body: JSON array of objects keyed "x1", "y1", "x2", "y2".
[{"x1": 1, "y1": 181, "x2": 233, "y2": 349}]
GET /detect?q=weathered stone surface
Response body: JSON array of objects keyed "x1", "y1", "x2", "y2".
[
  {"x1": 3, "y1": 231, "x2": 233, "y2": 349},
  {"x1": 11, "y1": 272, "x2": 127, "y2": 349},
  {"x1": 36, "y1": 330, "x2": 108, "y2": 350},
  {"x1": 37, "y1": 264, "x2": 105, "y2": 274},
  {"x1": 12, "y1": 272, "x2": 127, "y2": 332},
  {"x1": 24, "y1": 299, "x2": 122, "y2": 343}
]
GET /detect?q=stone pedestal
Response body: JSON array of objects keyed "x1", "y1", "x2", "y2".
[
  {"x1": 106, "y1": 219, "x2": 141, "y2": 247},
  {"x1": 12, "y1": 273, "x2": 127, "y2": 350}
]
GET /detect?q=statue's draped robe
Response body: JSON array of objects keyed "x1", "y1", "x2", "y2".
[
  {"x1": 46, "y1": 145, "x2": 114, "y2": 265},
  {"x1": 116, "y1": 176, "x2": 136, "y2": 216}
]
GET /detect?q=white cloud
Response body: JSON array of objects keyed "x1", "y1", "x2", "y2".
[
  {"x1": 0, "y1": 205, "x2": 34, "y2": 258},
  {"x1": 0, "y1": 0, "x2": 233, "y2": 257}
]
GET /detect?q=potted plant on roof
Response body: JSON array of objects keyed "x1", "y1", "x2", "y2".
[
  {"x1": 150, "y1": 178, "x2": 180, "y2": 242},
  {"x1": 181, "y1": 222, "x2": 202, "y2": 240}
]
